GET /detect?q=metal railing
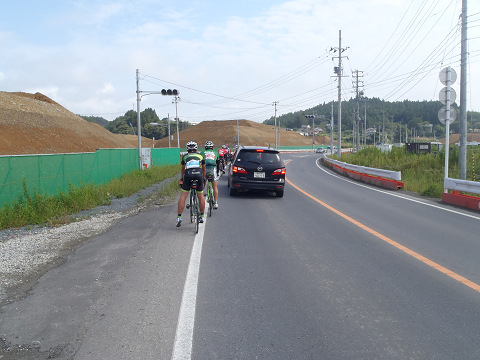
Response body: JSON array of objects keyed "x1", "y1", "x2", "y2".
[
  {"x1": 444, "y1": 177, "x2": 480, "y2": 195},
  {"x1": 323, "y1": 156, "x2": 402, "y2": 181}
]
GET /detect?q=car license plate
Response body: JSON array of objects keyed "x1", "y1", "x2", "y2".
[{"x1": 254, "y1": 172, "x2": 265, "y2": 178}]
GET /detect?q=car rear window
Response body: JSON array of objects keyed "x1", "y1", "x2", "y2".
[{"x1": 235, "y1": 150, "x2": 282, "y2": 164}]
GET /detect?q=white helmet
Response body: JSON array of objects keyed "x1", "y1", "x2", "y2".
[
  {"x1": 205, "y1": 141, "x2": 214, "y2": 149},
  {"x1": 186, "y1": 141, "x2": 198, "y2": 152}
]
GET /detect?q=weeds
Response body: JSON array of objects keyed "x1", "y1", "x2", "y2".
[
  {"x1": 0, "y1": 164, "x2": 181, "y2": 230},
  {"x1": 338, "y1": 145, "x2": 480, "y2": 198}
]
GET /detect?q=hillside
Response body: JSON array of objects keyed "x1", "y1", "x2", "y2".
[
  {"x1": 0, "y1": 91, "x2": 330, "y2": 156},
  {"x1": 0, "y1": 92, "x2": 152, "y2": 155},
  {"x1": 154, "y1": 119, "x2": 331, "y2": 149}
]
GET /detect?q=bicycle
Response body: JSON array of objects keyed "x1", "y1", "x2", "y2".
[
  {"x1": 185, "y1": 179, "x2": 200, "y2": 234},
  {"x1": 218, "y1": 157, "x2": 225, "y2": 174},
  {"x1": 206, "y1": 173, "x2": 215, "y2": 217}
]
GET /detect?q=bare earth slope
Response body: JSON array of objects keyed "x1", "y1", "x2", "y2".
[
  {"x1": 0, "y1": 92, "x2": 150, "y2": 155},
  {"x1": 0, "y1": 92, "x2": 330, "y2": 155},
  {"x1": 154, "y1": 119, "x2": 330, "y2": 149}
]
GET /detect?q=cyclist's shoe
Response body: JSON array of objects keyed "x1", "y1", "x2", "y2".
[
  {"x1": 213, "y1": 202, "x2": 218, "y2": 210},
  {"x1": 176, "y1": 218, "x2": 182, "y2": 227},
  {"x1": 199, "y1": 216, "x2": 204, "y2": 224}
]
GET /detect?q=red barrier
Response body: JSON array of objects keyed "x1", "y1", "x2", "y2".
[
  {"x1": 442, "y1": 191, "x2": 480, "y2": 212},
  {"x1": 327, "y1": 162, "x2": 404, "y2": 190}
]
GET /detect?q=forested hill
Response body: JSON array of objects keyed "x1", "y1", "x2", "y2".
[{"x1": 263, "y1": 98, "x2": 480, "y2": 135}]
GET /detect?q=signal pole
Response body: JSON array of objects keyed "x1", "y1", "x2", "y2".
[{"x1": 330, "y1": 30, "x2": 348, "y2": 158}]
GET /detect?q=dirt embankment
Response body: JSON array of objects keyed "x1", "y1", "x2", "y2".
[
  {"x1": 0, "y1": 92, "x2": 151, "y2": 155},
  {"x1": 154, "y1": 119, "x2": 330, "y2": 149},
  {"x1": 0, "y1": 91, "x2": 330, "y2": 156}
]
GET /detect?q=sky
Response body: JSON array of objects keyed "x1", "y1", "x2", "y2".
[{"x1": 1, "y1": 0, "x2": 480, "y2": 123}]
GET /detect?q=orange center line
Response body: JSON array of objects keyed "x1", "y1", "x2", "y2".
[{"x1": 286, "y1": 176, "x2": 480, "y2": 293}]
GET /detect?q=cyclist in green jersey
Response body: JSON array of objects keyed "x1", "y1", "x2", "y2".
[
  {"x1": 202, "y1": 140, "x2": 219, "y2": 209},
  {"x1": 176, "y1": 141, "x2": 206, "y2": 227}
]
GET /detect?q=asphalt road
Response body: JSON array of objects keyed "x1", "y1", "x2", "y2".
[{"x1": 2, "y1": 153, "x2": 480, "y2": 359}]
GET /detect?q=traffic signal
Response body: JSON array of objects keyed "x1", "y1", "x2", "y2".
[
  {"x1": 305, "y1": 115, "x2": 316, "y2": 119},
  {"x1": 161, "y1": 89, "x2": 179, "y2": 96}
]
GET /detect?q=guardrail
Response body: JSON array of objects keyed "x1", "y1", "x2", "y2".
[
  {"x1": 442, "y1": 177, "x2": 480, "y2": 211},
  {"x1": 444, "y1": 177, "x2": 480, "y2": 195},
  {"x1": 323, "y1": 157, "x2": 401, "y2": 181},
  {"x1": 321, "y1": 156, "x2": 404, "y2": 190}
]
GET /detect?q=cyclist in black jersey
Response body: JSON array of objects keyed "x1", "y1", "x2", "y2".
[{"x1": 176, "y1": 141, "x2": 206, "y2": 227}]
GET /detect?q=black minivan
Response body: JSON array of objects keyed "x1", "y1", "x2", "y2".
[{"x1": 227, "y1": 146, "x2": 286, "y2": 197}]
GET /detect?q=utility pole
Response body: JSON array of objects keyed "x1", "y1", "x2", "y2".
[
  {"x1": 136, "y1": 69, "x2": 142, "y2": 170},
  {"x1": 364, "y1": 98, "x2": 368, "y2": 147},
  {"x1": 168, "y1": 113, "x2": 171, "y2": 148},
  {"x1": 352, "y1": 70, "x2": 364, "y2": 151},
  {"x1": 330, "y1": 30, "x2": 349, "y2": 158},
  {"x1": 459, "y1": 0, "x2": 468, "y2": 179},
  {"x1": 382, "y1": 111, "x2": 386, "y2": 144},
  {"x1": 273, "y1": 101, "x2": 279, "y2": 149},
  {"x1": 330, "y1": 102, "x2": 334, "y2": 154},
  {"x1": 173, "y1": 96, "x2": 180, "y2": 148}
]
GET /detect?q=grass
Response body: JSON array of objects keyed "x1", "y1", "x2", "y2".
[
  {"x1": 0, "y1": 164, "x2": 181, "y2": 230},
  {"x1": 335, "y1": 146, "x2": 480, "y2": 198}
]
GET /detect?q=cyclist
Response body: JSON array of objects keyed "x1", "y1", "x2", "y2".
[
  {"x1": 176, "y1": 141, "x2": 206, "y2": 227},
  {"x1": 202, "y1": 141, "x2": 219, "y2": 209},
  {"x1": 218, "y1": 145, "x2": 227, "y2": 174}
]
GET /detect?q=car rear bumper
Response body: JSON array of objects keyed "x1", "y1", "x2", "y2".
[{"x1": 230, "y1": 178, "x2": 285, "y2": 191}]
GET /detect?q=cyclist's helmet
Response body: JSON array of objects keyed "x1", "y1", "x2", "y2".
[
  {"x1": 205, "y1": 141, "x2": 214, "y2": 149},
  {"x1": 222, "y1": 145, "x2": 226, "y2": 149},
  {"x1": 186, "y1": 141, "x2": 198, "y2": 152}
]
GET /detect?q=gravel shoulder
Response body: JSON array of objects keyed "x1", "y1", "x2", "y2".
[{"x1": 0, "y1": 177, "x2": 179, "y2": 308}]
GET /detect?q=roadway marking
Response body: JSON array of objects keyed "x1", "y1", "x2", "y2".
[
  {"x1": 171, "y1": 208, "x2": 208, "y2": 360},
  {"x1": 315, "y1": 158, "x2": 480, "y2": 221},
  {"x1": 286, "y1": 177, "x2": 480, "y2": 294}
]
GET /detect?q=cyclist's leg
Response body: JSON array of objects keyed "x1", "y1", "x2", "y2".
[
  {"x1": 178, "y1": 190, "x2": 189, "y2": 214},
  {"x1": 197, "y1": 191, "x2": 205, "y2": 214},
  {"x1": 177, "y1": 172, "x2": 193, "y2": 226}
]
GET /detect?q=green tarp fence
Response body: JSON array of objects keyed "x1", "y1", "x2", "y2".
[{"x1": 0, "y1": 148, "x2": 180, "y2": 208}]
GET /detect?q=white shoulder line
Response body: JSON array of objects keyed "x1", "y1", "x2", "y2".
[{"x1": 315, "y1": 159, "x2": 480, "y2": 221}]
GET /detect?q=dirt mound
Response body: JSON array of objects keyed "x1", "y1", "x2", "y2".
[
  {"x1": 0, "y1": 92, "x2": 330, "y2": 155},
  {"x1": 0, "y1": 91, "x2": 150, "y2": 155},
  {"x1": 154, "y1": 119, "x2": 330, "y2": 149}
]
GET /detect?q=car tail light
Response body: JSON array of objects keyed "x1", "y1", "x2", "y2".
[
  {"x1": 232, "y1": 165, "x2": 247, "y2": 174},
  {"x1": 256, "y1": 149, "x2": 264, "y2": 152},
  {"x1": 273, "y1": 168, "x2": 286, "y2": 175}
]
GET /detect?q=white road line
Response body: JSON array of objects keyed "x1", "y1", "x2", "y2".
[
  {"x1": 171, "y1": 207, "x2": 208, "y2": 360},
  {"x1": 315, "y1": 158, "x2": 480, "y2": 221}
]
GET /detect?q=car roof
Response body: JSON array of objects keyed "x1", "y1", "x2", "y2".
[{"x1": 239, "y1": 146, "x2": 279, "y2": 152}]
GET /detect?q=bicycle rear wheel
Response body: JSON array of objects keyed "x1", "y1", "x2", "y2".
[
  {"x1": 193, "y1": 194, "x2": 199, "y2": 234},
  {"x1": 189, "y1": 190, "x2": 195, "y2": 223},
  {"x1": 207, "y1": 183, "x2": 214, "y2": 217}
]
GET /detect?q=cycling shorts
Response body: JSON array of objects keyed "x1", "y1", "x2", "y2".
[
  {"x1": 181, "y1": 168, "x2": 204, "y2": 192},
  {"x1": 206, "y1": 166, "x2": 218, "y2": 182}
]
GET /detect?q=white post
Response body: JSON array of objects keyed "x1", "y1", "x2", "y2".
[
  {"x1": 444, "y1": 66, "x2": 451, "y2": 192},
  {"x1": 136, "y1": 69, "x2": 143, "y2": 170},
  {"x1": 168, "y1": 113, "x2": 171, "y2": 148}
]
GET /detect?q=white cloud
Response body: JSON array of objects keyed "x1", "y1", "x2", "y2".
[
  {"x1": 1, "y1": 0, "x2": 479, "y2": 121},
  {"x1": 98, "y1": 83, "x2": 115, "y2": 95}
]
